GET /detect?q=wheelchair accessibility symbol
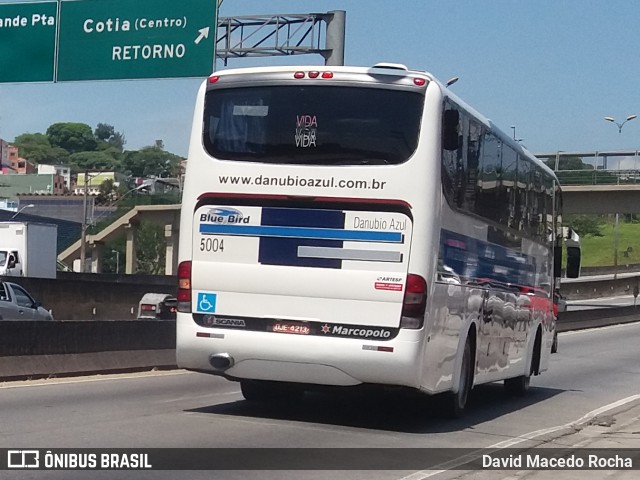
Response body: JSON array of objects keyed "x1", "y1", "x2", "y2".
[{"x1": 197, "y1": 293, "x2": 217, "y2": 313}]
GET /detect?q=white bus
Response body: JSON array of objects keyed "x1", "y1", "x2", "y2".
[{"x1": 176, "y1": 63, "x2": 581, "y2": 416}]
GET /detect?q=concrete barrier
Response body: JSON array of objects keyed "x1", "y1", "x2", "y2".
[
  {"x1": 10, "y1": 273, "x2": 177, "y2": 321},
  {"x1": 561, "y1": 275, "x2": 640, "y2": 300},
  {"x1": 0, "y1": 320, "x2": 176, "y2": 381},
  {"x1": 1, "y1": 308, "x2": 639, "y2": 382},
  {"x1": 557, "y1": 306, "x2": 640, "y2": 332}
]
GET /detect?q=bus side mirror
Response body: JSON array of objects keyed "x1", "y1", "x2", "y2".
[
  {"x1": 443, "y1": 109, "x2": 460, "y2": 151},
  {"x1": 566, "y1": 246, "x2": 581, "y2": 278},
  {"x1": 553, "y1": 245, "x2": 562, "y2": 278}
]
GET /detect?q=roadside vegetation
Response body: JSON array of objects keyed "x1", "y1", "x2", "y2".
[
  {"x1": 11, "y1": 122, "x2": 182, "y2": 275},
  {"x1": 567, "y1": 214, "x2": 640, "y2": 267}
]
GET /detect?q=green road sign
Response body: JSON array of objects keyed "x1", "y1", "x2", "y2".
[
  {"x1": 0, "y1": 1, "x2": 57, "y2": 82},
  {"x1": 57, "y1": 0, "x2": 217, "y2": 81}
]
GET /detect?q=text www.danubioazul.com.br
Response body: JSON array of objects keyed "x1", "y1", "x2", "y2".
[{"x1": 218, "y1": 174, "x2": 387, "y2": 190}]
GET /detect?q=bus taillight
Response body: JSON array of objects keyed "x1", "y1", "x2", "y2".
[
  {"x1": 177, "y1": 261, "x2": 192, "y2": 313},
  {"x1": 401, "y1": 274, "x2": 427, "y2": 328}
]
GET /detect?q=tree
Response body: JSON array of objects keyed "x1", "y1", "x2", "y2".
[
  {"x1": 543, "y1": 156, "x2": 591, "y2": 171},
  {"x1": 68, "y1": 151, "x2": 121, "y2": 171},
  {"x1": 135, "y1": 221, "x2": 166, "y2": 274},
  {"x1": 95, "y1": 123, "x2": 126, "y2": 152},
  {"x1": 566, "y1": 214, "x2": 604, "y2": 238},
  {"x1": 12, "y1": 133, "x2": 70, "y2": 165},
  {"x1": 96, "y1": 179, "x2": 116, "y2": 205},
  {"x1": 46, "y1": 122, "x2": 97, "y2": 154},
  {"x1": 122, "y1": 146, "x2": 181, "y2": 178}
]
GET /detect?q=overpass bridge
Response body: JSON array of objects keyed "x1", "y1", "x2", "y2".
[
  {"x1": 563, "y1": 184, "x2": 640, "y2": 214},
  {"x1": 536, "y1": 149, "x2": 640, "y2": 214}
]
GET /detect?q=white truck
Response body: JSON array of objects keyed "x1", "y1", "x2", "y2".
[{"x1": 0, "y1": 222, "x2": 58, "y2": 279}]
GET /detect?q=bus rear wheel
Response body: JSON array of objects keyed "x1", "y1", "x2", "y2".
[
  {"x1": 504, "y1": 329, "x2": 539, "y2": 395},
  {"x1": 443, "y1": 336, "x2": 473, "y2": 418},
  {"x1": 504, "y1": 374, "x2": 530, "y2": 395}
]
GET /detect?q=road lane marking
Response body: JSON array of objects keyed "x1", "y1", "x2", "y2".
[
  {"x1": 396, "y1": 393, "x2": 640, "y2": 480},
  {"x1": 0, "y1": 369, "x2": 193, "y2": 389},
  {"x1": 561, "y1": 321, "x2": 640, "y2": 336}
]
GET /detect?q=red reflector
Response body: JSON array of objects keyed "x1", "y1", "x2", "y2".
[
  {"x1": 208, "y1": 76, "x2": 220, "y2": 83},
  {"x1": 308, "y1": 71, "x2": 320, "y2": 78},
  {"x1": 321, "y1": 71, "x2": 334, "y2": 79},
  {"x1": 402, "y1": 274, "x2": 427, "y2": 317},
  {"x1": 177, "y1": 261, "x2": 192, "y2": 310},
  {"x1": 294, "y1": 71, "x2": 305, "y2": 79},
  {"x1": 413, "y1": 78, "x2": 426, "y2": 86},
  {"x1": 363, "y1": 345, "x2": 395, "y2": 353},
  {"x1": 196, "y1": 332, "x2": 211, "y2": 338},
  {"x1": 178, "y1": 261, "x2": 191, "y2": 282}
]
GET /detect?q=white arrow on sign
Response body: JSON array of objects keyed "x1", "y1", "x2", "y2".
[{"x1": 194, "y1": 27, "x2": 210, "y2": 45}]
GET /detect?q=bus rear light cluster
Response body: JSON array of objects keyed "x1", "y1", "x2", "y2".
[
  {"x1": 293, "y1": 71, "x2": 334, "y2": 79},
  {"x1": 401, "y1": 273, "x2": 427, "y2": 328},
  {"x1": 177, "y1": 261, "x2": 192, "y2": 313}
]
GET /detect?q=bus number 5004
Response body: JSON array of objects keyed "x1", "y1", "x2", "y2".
[{"x1": 200, "y1": 237, "x2": 224, "y2": 252}]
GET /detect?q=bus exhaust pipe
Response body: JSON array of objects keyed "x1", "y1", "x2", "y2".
[{"x1": 209, "y1": 353, "x2": 234, "y2": 371}]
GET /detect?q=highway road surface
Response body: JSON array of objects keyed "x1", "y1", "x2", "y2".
[{"x1": 2, "y1": 322, "x2": 640, "y2": 480}]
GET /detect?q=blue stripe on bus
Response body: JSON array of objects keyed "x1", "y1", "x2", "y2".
[
  {"x1": 258, "y1": 207, "x2": 343, "y2": 269},
  {"x1": 199, "y1": 224, "x2": 404, "y2": 243}
]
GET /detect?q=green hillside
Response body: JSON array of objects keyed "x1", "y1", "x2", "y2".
[{"x1": 576, "y1": 219, "x2": 640, "y2": 267}]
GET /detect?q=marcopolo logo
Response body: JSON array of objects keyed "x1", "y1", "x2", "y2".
[
  {"x1": 200, "y1": 207, "x2": 250, "y2": 224},
  {"x1": 321, "y1": 323, "x2": 392, "y2": 339}
]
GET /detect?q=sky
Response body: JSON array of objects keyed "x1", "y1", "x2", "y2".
[{"x1": 1, "y1": 0, "x2": 639, "y2": 161}]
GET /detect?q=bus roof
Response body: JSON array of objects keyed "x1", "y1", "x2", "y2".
[{"x1": 208, "y1": 63, "x2": 558, "y2": 181}]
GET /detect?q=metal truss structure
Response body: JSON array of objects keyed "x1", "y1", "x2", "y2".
[{"x1": 216, "y1": 11, "x2": 345, "y2": 66}]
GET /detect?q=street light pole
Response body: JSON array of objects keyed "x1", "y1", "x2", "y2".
[
  {"x1": 10, "y1": 204, "x2": 34, "y2": 219},
  {"x1": 603, "y1": 115, "x2": 636, "y2": 279},
  {"x1": 604, "y1": 114, "x2": 637, "y2": 133},
  {"x1": 79, "y1": 170, "x2": 91, "y2": 273}
]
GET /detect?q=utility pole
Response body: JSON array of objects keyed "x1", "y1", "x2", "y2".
[{"x1": 79, "y1": 170, "x2": 89, "y2": 273}]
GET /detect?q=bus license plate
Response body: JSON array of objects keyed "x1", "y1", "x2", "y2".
[{"x1": 272, "y1": 322, "x2": 310, "y2": 335}]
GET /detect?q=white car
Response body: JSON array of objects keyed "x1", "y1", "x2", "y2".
[{"x1": 0, "y1": 282, "x2": 54, "y2": 321}]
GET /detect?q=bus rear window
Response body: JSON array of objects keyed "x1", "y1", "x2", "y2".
[{"x1": 203, "y1": 86, "x2": 424, "y2": 165}]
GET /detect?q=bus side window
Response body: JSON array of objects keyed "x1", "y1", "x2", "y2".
[{"x1": 443, "y1": 109, "x2": 460, "y2": 151}]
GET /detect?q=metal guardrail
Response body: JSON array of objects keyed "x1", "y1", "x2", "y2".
[{"x1": 555, "y1": 169, "x2": 640, "y2": 185}]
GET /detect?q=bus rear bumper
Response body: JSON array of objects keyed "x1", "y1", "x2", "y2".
[{"x1": 177, "y1": 317, "x2": 424, "y2": 388}]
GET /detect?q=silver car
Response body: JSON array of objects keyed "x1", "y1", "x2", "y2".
[{"x1": 0, "y1": 282, "x2": 54, "y2": 321}]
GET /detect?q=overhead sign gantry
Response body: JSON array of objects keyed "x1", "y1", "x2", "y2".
[{"x1": 0, "y1": 0, "x2": 217, "y2": 82}]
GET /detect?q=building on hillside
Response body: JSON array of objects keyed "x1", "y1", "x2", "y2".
[
  {"x1": 0, "y1": 173, "x2": 65, "y2": 198},
  {"x1": 6, "y1": 145, "x2": 36, "y2": 174},
  {"x1": 2, "y1": 173, "x2": 65, "y2": 194},
  {"x1": 38, "y1": 164, "x2": 72, "y2": 190},
  {"x1": 75, "y1": 171, "x2": 127, "y2": 195},
  {"x1": 0, "y1": 199, "x2": 19, "y2": 211}
]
